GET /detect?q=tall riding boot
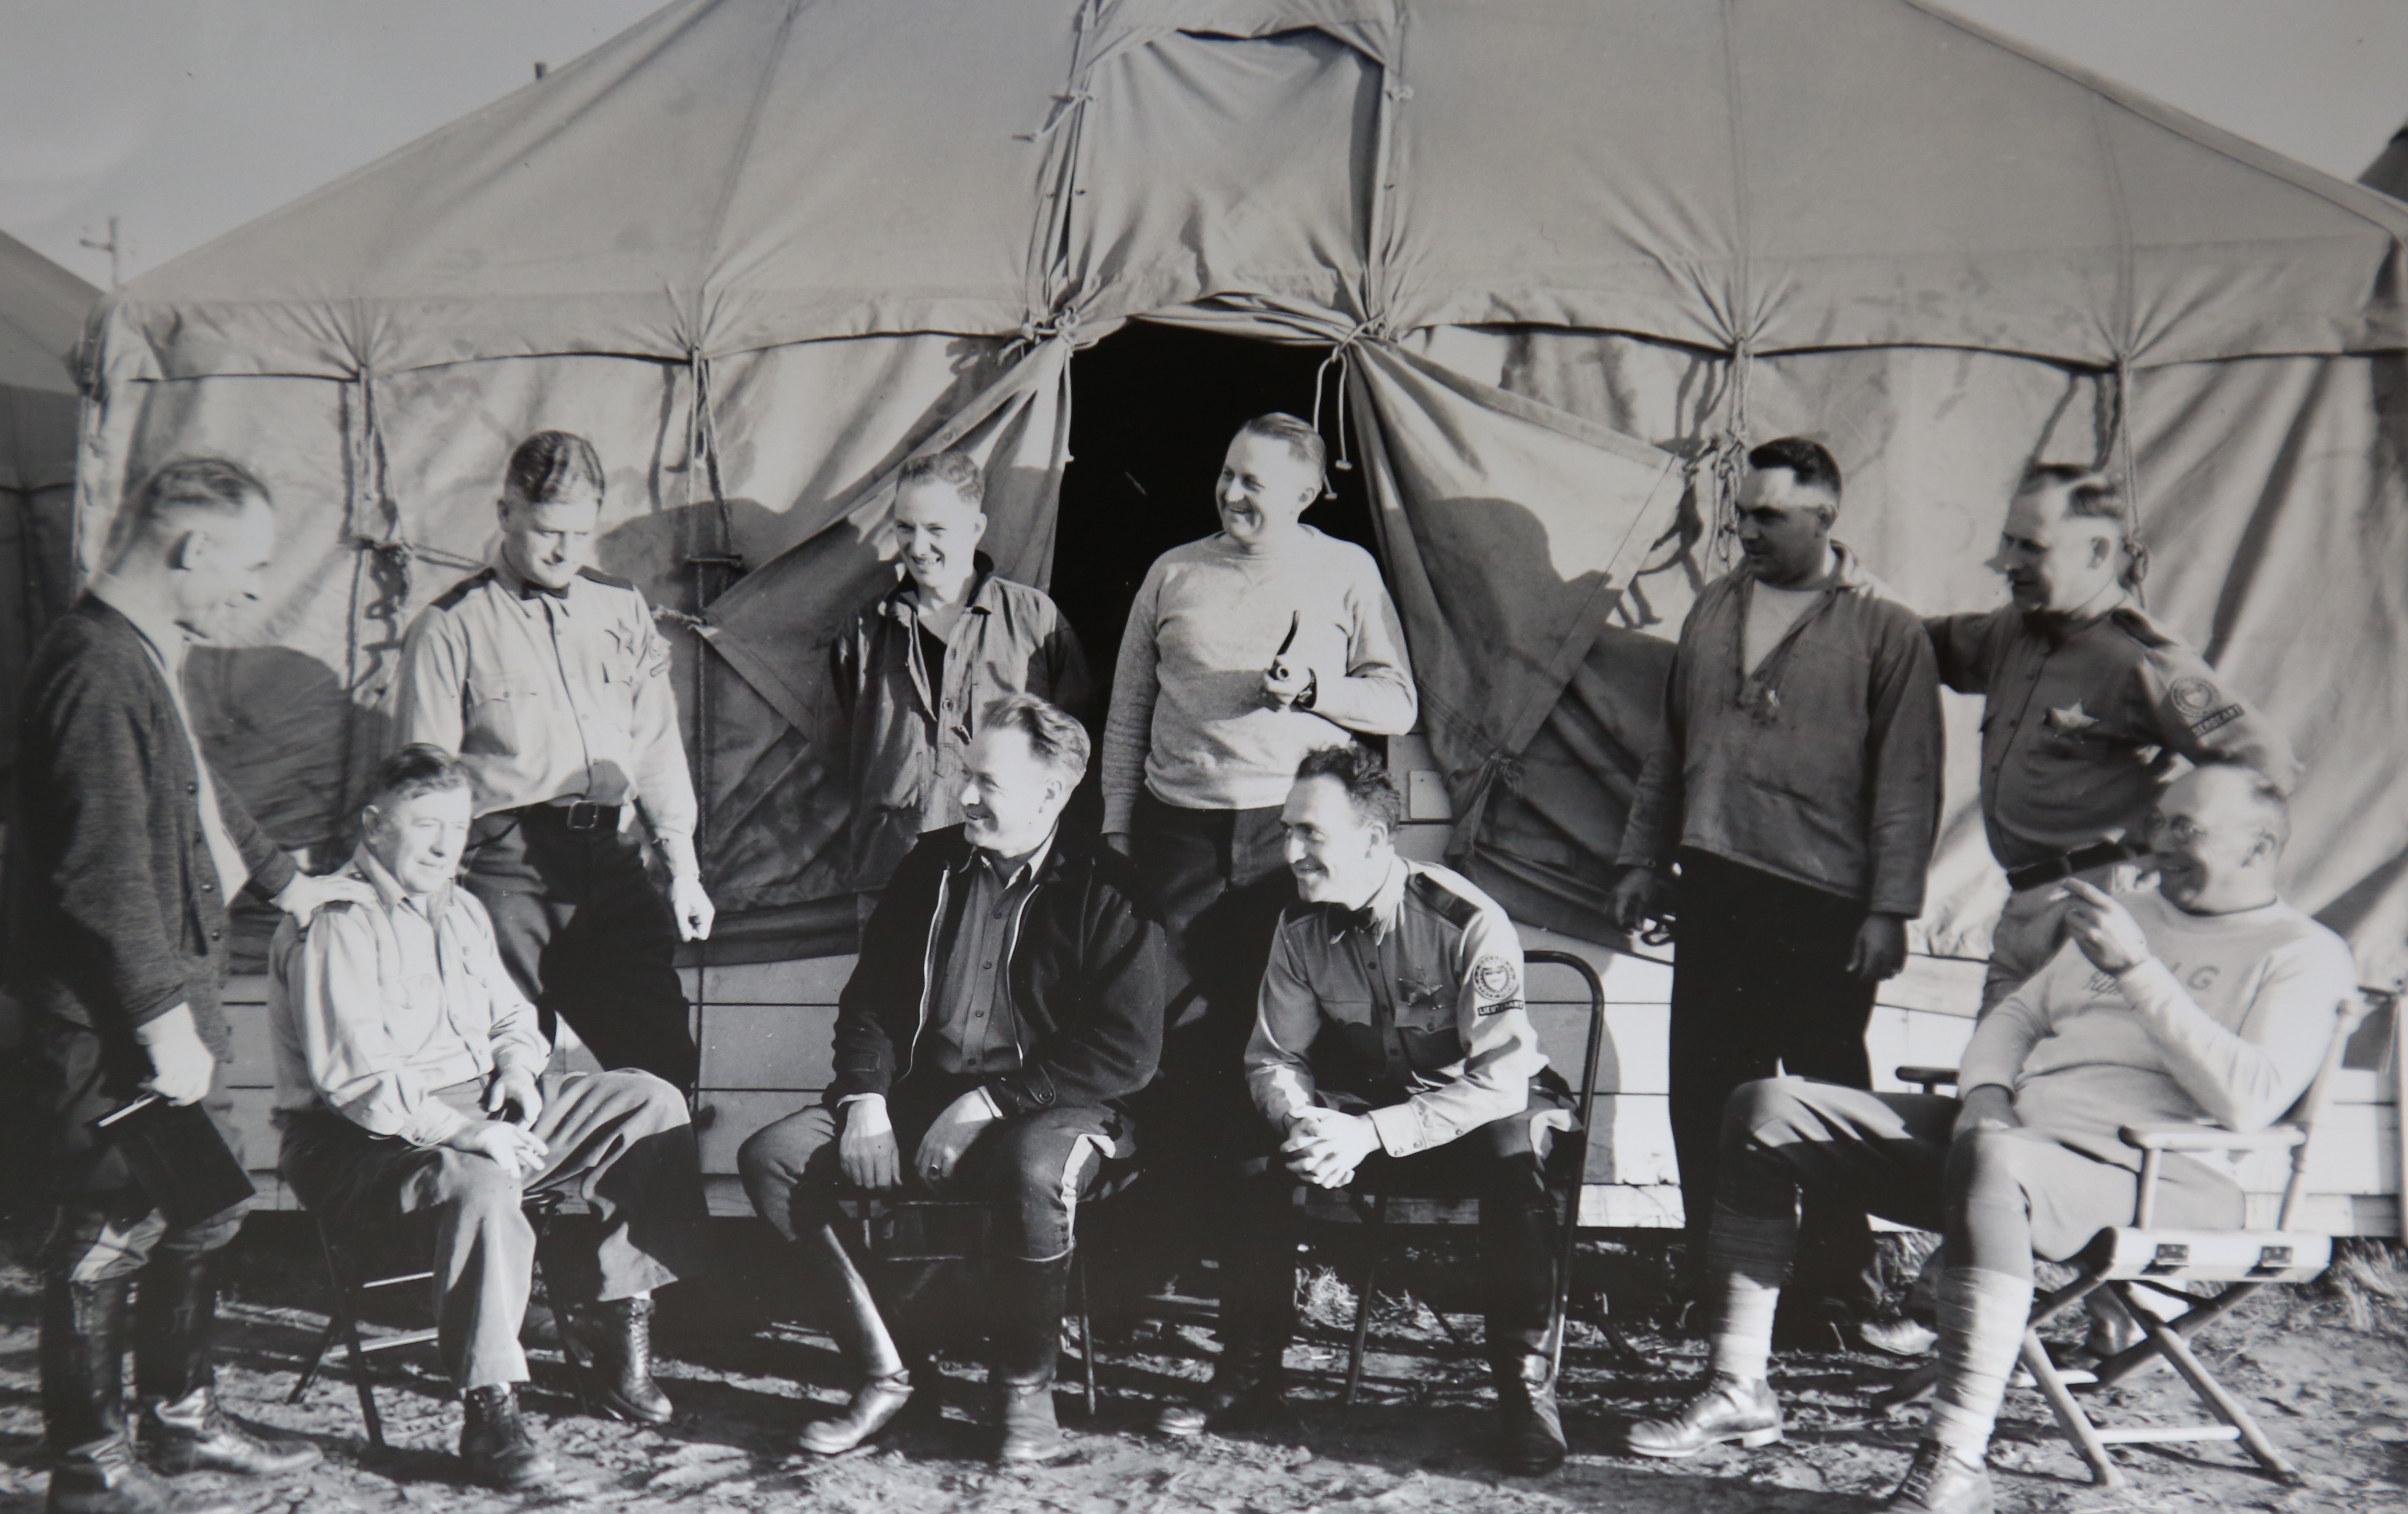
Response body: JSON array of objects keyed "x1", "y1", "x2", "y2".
[
  {"x1": 1486, "y1": 1195, "x2": 1567, "y2": 1475},
  {"x1": 987, "y1": 1254, "x2": 1074, "y2": 1465},
  {"x1": 796, "y1": 1227, "x2": 915, "y2": 1455},
  {"x1": 132, "y1": 1250, "x2": 320, "y2": 1477},
  {"x1": 42, "y1": 1275, "x2": 235, "y2": 1514},
  {"x1": 1155, "y1": 1206, "x2": 1296, "y2": 1437}
]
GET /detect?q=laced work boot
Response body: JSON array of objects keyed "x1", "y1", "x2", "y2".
[
  {"x1": 138, "y1": 1386, "x2": 321, "y2": 1477},
  {"x1": 459, "y1": 1385, "x2": 556, "y2": 1491},
  {"x1": 1881, "y1": 1440, "x2": 1994, "y2": 1514},
  {"x1": 583, "y1": 1296, "x2": 674, "y2": 1425},
  {"x1": 1623, "y1": 1373, "x2": 1783, "y2": 1457},
  {"x1": 1493, "y1": 1353, "x2": 1568, "y2": 1475}
]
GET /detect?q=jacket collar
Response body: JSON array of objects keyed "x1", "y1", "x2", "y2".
[
  {"x1": 879, "y1": 552, "x2": 997, "y2": 623},
  {"x1": 85, "y1": 578, "x2": 192, "y2": 675},
  {"x1": 948, "y1": 825, "x2": 1059, "y2": 890},
  {"x1": 1326, "y1": 856, "x2": 1407, "y2": 943},
  {"x1": 1744, "y1": 539, "x2": 1877, "y2": 597},
  {"x1": 348, "y1": 841, "x2": 458, "y2": 923},
  {"x1": 493, "y1": 555, "x2": 577, "y2": 602}
]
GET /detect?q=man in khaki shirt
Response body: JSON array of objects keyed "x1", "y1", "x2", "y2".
[{"x1": 395, "y1": 431, "x2": 712, "y2": 1091}]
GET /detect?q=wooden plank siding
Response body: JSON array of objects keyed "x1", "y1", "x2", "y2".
[{"x1": 215, "y1": 918, "x2": 2401, "y2": 1235}]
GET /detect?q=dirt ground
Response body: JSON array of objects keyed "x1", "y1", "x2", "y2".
[{"x1": 2, "y1": 1215, "x2": 2404, "y2": 1514}]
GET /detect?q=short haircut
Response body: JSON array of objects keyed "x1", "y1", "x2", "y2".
[
  {"x1": 365, "y1": 742, "x2": 471, "y2": 810},
  {"x1": 896, "y1": 449, "x2": 986, "y2": 510},
  {"x1": 503, "y1": 430, "x2": 606, "y2": 506},
  {"x1": 982, "y1": 693, "x2": 1089, "y2": 784},
  {"x1": 2192, "y1": 760, "x2": 2292, "y2": 849},
  {"x1": 1238, "y1": 412, "x2": 1328, "y2": 482},
  {"x1": 114, "y1": 458, "x2": 270, "y2": 557},
  {"x1": 1746, "y1": 436, "x2": 1842, "y2": 499},
  {"x1": 2017, "y1": 462, "x2": 2149, "y2": 587},
  {"x1": 1295, "y1": 744, "x2": 1406, "y2": 833}
]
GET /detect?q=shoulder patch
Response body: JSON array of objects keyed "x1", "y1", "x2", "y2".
[
  {"x1": 576, "y1": 566, "x2": 636, "y2": 592},
  {"x1": 1406, "y1": 871, "x2": 1482, "y2": 931},
  {"x1": 2107, "y1": 605, "x2": 2177, "y2": 650},
  {"x1": 429, "y1": 567, "x2": 495, "y2": 611},
  {"x1": 1471, "y1": 954, "x2": 1519, "y2": 1005},
  {"x1": 2167, "y1": 676, "x2": 2222, "y2": 720}
]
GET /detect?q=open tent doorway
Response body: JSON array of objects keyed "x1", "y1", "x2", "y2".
[{"x1": 1052, "y1": 321, "x2": 1380, "y2": 710}]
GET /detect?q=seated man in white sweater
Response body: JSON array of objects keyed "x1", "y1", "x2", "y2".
[
  {"x1": 1100, "y1": 413, "x2": 1417, "y2": 1223},
  {"x1": 1624, "y1": 762, "x2": 2357, "y2": 1514}
]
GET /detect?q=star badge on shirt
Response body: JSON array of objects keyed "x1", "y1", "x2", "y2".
[{"x1": 2044, "y1": 701, "x2": 2099, "y2": 734}]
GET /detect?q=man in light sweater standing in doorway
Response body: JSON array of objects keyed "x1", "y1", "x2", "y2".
[{"x1": 1101, "y1": 413, "x2": 1417, "y2": 1247}]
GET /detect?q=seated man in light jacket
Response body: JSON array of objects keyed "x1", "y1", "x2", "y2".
[
  {"x1": 270, "y1": 745, "x2": 707, "y2": 1492},
  {"x1": 1625, "y1": 763, "x2": 2358, "y2": 1514}
]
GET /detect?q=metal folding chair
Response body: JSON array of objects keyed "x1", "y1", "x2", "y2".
[
  {"x1": 288, "y1": 1191, "x2": 592, "y2": 1451},
  {"x1": 1300, "y1": 949, "x2": 1641, "y2": 1403},
  {"x1": 1881, "y1": 987, "x2": 2382, "y2": 1488}
]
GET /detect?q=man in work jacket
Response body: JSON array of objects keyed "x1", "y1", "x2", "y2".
[
  {"x1": 738, "y1": 694, "x2": 1164, "y2": 1466},
  {"x1": 830, "y1": 448, "x2": 1090, "y2": 908},
  {"x1": 1609, "y1": 436, "x2": 1945, "y2": 1339}
]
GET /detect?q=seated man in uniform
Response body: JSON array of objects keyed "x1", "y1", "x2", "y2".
[
  {"x1": 739, "y1": 694, "x2": 1165, "y2": 1465},
  {"x1": 271, "y1": 745, "x2": 707, "y2": 1491},
  {"x1": 1154, "y1": 746, "x2": 1578, "y2": 1475},
  {"x1": 1625, "y1": 763, "x2": 2358, "y2": 1514}
]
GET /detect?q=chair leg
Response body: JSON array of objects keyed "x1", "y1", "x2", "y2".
[
  {"x1": 526, "y1": 1203, "x2": 596, "y2": 1413},
  {"x1": 1343, "y1": 1195, "x2": 1387, "y2": 1407},
  {"x1": 287, "y1": 1315, "x2": 340, "y2": 1407},
  {"x1": 1075, "y1": 1247, "x2": 1097, "y2": 1422},
  {"x1": 2020, "y1": 1327, "x2": 2124, "y2": 1488},
  {"x1": 311, "y1": 1218, "x2": 389, "y2": 1454},
  {"x1": 2113, "y1": 1284, "x2": 2299, "y2": 1483}
]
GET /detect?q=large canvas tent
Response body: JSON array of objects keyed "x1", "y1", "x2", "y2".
[
  {"x1": 73, "y1": 0, "x2": 2408, "y2": 987},
  {"x1": 1, "y1": 230, "x2": 93, "y2": 783}
]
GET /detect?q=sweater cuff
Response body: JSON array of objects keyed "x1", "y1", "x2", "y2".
[
  {"x1": 250, "y1": 850, "x2": 300, "y2": 903},
  {"x1": 2111, "y1": 956, "x2": 2182, "y2": 1016}
]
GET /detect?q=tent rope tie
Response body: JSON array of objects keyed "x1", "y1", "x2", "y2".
[
  {"x1": 1309, "y1": 319, "x2": 1386, "y2": 494},
  {"x1": 1016, "y1": 89, "x2": 1097, "y2": 142},
  {"x1": 2109, "y1": 352, "x2": 2150, "y2": 608},
  {"x1": 1008, "y1": 305, "x2": 1082, "y2": 359}
]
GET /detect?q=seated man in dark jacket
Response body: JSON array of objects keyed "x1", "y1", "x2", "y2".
[{"x1": 739, "y1": 694, "x2": 1165, "y2": 1465}]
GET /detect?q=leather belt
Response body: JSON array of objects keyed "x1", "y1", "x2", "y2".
[
  {"x1": 2006, "y1": 839, "x2": 2142, "y2": 893},
  {"x1": 529, "y1": 800, "x2": 622, "y2": 832}
]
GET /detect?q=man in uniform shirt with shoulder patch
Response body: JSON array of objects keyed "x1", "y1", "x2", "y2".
[
  {"x1": 1928, "y1": 463, "x2": 2299, "y2": 1014},
  {"x1": 395, "y1": 431, "x2": 713, "y2": 1092},
  {"x1": 1155, "y1": 746, "x2": 1576, "y2": 1475}
]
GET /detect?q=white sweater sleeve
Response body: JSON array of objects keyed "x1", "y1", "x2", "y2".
[
  {"x1": 1099, "y1": 563, "x2": 1165, "y2": 835},
  {"x1": 1957, "y1": 945, "x2": 2067, "y2": 1095},
  {"x1": 2112, "y1": 938, "x2": 2356, "y2": 1133},
  {"x1": 1307, "y1": 556, "x2": 1418, "y2": 735}
]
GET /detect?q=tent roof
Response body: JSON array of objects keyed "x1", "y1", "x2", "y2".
[
  {"x1": 1, "y1": 229, "x2": 98, "y2": 396},
  {"x1": 90, "y1": 0, "x2": 2408, "y2": 385}
]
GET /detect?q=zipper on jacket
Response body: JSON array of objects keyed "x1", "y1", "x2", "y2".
[
  {"x1": 901, "y1": 864, "x2": 950, "y2": 1082},
  {"x1": 1000, "y1": 874, "x2": 1041, "y2": 1066}
]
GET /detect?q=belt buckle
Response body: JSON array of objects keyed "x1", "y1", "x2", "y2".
[{"x1": 564, "y1": 801, "x2": 602, "y2": 832}]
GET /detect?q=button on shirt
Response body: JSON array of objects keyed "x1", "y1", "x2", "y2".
[
  {"x1": 267, "y1": 845, "x2": 550, "y2": 1148},
  {"x1": 1927, "y1": 601, "x2": 2298, "y2": 873},
  {"x1": 1247, "y1": 858, "x2": 1548, "y2": 1158},
  {"x1": 925, "y1": 837, "x2": 1051, "y2": 1077},
  {"x1": 394, "y1": 560, "x2": 699, "y2": 877}
]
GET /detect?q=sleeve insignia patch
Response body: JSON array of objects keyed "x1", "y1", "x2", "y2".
[
  {"x1": 1471, "y1": 954, "x2": 1518, "y2": 1003},
  {"x1": 2168, "y1": 677, "x2": 2221, "y2": 718},
  {"x1": 2190, "y1": 705, "x2": 2244, "y2": 737}
]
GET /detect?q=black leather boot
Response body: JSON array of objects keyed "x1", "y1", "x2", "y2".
[
  {"x1": 42, "y1": 1277, "x2": 237, "y2": 1514},
  {"x1": 1153, "y1": 1333, "x2": 1290, "y2": 1437},
  {"x1": 987, "y1": 1255, "x2": 1073, "y2": 1465},
  {"x1": 134, "y1": 1250, "x2": 319, "y2": 1476},
  {"x1": 581, "y1": 1296, "x2": 675, "y2": 1425},
  {"x1": 46, "y1": 1437, "x2": 239, "y2": 1514},
  {"x1": 459, "y1": 1384, "x2": 557, "y2": 1491},
  {"x1": 1158, "y1": 1187, "x2": 1299, "y2": 1437},
  {"x1": 1492, "y1": 1353, "x2": 1569, "y2": 1475},
  {"x1": 797, "y1": 1227, "x2": 915, "y2": 1456}
]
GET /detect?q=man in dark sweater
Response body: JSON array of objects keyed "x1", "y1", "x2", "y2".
[
  {"x1": 740, "y1": 694, "x2": 1165, "y2": 1465},
  {"x1": 8, "y1": 459, "x2": 367, "y2": 1514}
]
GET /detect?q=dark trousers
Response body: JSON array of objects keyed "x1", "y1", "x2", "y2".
[
  {"x1": 1668, "y1": 849, "x2": 1880, "y2": 1312},
  {"x1": 737, "y1": 1078, "x2": 1131, "y2": 1263},
  {"x1": 464, "y1": 806, "x2": 698, "y2": 1092},
  {"x1": 25, "y1": 1018, "x2": 251, "y2": 1451},
  {"x1": 1220, "y1": 1107, "x2": 1562, "y2": 1364}
]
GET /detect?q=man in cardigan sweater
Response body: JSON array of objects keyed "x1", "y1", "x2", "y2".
[{"x1": 9, "y1": 460, "x2": 366, "y2": 1514}]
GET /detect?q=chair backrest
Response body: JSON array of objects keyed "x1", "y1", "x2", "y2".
[
  {"x1": 1525, "y1": 949, "x2": 1609, "y2": 1197},
  {"x1": 2273, "y1": 988, "x2": 2381, "y2": 1229}
]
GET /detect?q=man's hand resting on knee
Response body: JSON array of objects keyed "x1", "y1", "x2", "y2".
[
  {"x1": 1283, "y1": 1106, "x2": 1381, "y2": 1189},
  {"x1": 447, "y1": 1119, "x2": 550, "y2": 1179},
  {"x1": 915, "y1": 1089, "x2": 999, "y2": 1188},
  {"x1": 839, "y1": 1096, "x2": 903, "y2": 1191},
  {"x1": 1952, "y1": 1084, "x2": 2020, "y2": 1141}
]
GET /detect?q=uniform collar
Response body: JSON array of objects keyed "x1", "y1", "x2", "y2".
[
  {"x1": 953, "y1": 824, "x2": 1057, "y2": 890},
  {"x1": 87, "y1": 576, "x2": 193, "y2": 675},
  {"x1": 493, "y1": 555, "x2": 576, "y2": 602},
  {"x1": 2023, "y1": 586, "x2": 2130, "y2": 645},
  {"x1": 349, "y1": 842, "x2": 457, "y2": 923},
  {"x1": 1327, "y1": 856, "x2": 1407, "y2": 942}
]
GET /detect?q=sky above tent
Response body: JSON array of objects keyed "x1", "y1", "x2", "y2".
[{"x1": 1, "y1": 0, "x2": 2405, "y2": 291}]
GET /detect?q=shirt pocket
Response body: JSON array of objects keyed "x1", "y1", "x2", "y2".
[{"x1": 462, "y1": 676, "x2": 542, "y2": 757}]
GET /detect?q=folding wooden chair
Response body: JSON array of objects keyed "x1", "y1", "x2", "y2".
[
  {"x1": 1882, "y1": 987, "x2": 2381, "y2": 1489},
  {"x1": 288, "y1": 1191, "x2": 593, "y2": 1451},
  {"x1": 1302, "y1": 949, "x2": 1644, "y2": 1403},
  {"x1": 833, "y1": 1159, "x2": 1139, "y2": 1420}
]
